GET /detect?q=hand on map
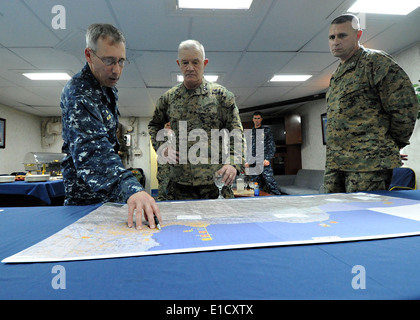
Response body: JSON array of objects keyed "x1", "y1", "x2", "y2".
[
  {"x1": 217, "y1": 164, "x2": 237, "y2": 186},
  {"x1": 127, "y1": 191, "x2": 161, "y2": 230}
]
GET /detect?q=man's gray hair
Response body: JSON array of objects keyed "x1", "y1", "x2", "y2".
[
  {"x1": 178, "y1": 40, "x2": 205, "y2": 60},
  {"x1": 86, "y1": 23, "x2": 126, "y2": 50}
]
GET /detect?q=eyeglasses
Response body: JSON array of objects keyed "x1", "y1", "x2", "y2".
[{"x1": 90, "y1": 49, "x2": 129, "y2": 67}]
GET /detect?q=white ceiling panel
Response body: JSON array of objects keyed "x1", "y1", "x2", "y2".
[
  {"x1": 227, "y1": 87, "x2": 257, "y2": 107},
  {"x1": 134, "y1": 51, "x2": 179, "y2": 88},
  {"x1": 0, "y1": 48, "x2": 34, "y2": 71},
  {"x1": 22, "y1": 0, "x2": 117, "y2": 40},
  {"x1": 188, "y1": 7, "x2": 268, "y2": 51},
  {"x1": 0, "y1": 0, "x2": 59, "y2": 47},
  {"x1": 10, "y1": 48, "x2": 81, "y2": 73},
  {"x1": 204, "y1": 52, "x2": 243, "y2": 85},
  {"x1": 278, "y1": 52, "x2": 336, "y2": 74},
  {"x1": 362, "y1": 10, "x2": 420, "y2": 54},
  {"x1": 226, "y1": 51, "x2": 296, "y2": 87},
  {"x1": 248, "y1": 0, "x2": 346, "y2": 51},
  {"x1": 114, "y1": 63, "x2": 147, "y2": 89},
  {"x1": 24, "y1": 86, "x2": 64, "y2": 106},
  {"x1": 243, "y1": 86, "x2": 293, "y2": 106},
  {"x1": 0, "y1": 86, "x2": 51, "y2": 107},
  {"x1": 110, "y1": 0, "x2": 191, "y2": 51},
  {"x1": 116, "y1": 87, "x2": 153, "y2": 107}
]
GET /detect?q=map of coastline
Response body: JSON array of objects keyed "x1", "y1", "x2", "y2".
[{"x1": 3, "y1": 193, "x2": 420, "y2": 263}]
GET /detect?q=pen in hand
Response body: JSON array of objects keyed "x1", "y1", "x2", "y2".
[{"x1": 154, "y1": 215, "x2": 161, "y2": 230}]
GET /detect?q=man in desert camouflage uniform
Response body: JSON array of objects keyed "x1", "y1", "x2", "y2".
[
  {"x1": 61, "y1": 23, "x2": 160, "y2": 230},
  {"x1": 149, "y1": 40, "x2": 244, "y2": 200},
  {"x1": 324, "y1": 14, "x2": 419, "y2": 193}
]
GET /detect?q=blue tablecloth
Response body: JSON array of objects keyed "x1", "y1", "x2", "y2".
[
  {"x1": 0, "y1": 180, "x2": 64, "y2": 205},
  {"x1": 1, "y1": 190, "x2": 420, "y2": 302}
]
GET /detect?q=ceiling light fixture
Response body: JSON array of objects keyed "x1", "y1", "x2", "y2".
[
  {"x1": 270, "y1": 75, "x2": 312, "y2": 82},
  {"x1": 348, "y1": 0, "x2": 420, "y2": 15},
  {"x1": 178, "y1": 0, "x2": 253, "y2": 10},
  {"x1": 23, "y1": 72, "x2": 71, "y2": 80},
  {"x1": 177, "y1": 75, "x2": 219, "y2": 82}
]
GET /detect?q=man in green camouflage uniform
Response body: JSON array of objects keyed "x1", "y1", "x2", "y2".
[
  {"x1": 324, "y1": 14, "x2": 419, "y2": 193},
  {"x1": 149, "y1": 40, "x2": 244, "y2": 200}
]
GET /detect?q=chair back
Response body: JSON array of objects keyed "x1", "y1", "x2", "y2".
[{"x1": 389, "y1": 167, "x2": 417, "y2": 191}]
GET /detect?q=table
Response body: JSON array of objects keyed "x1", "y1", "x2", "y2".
[
  {"x1": 1, "y1": 190, "x2": 420, "y2": 303},
  {"x1": 0, "y1": 180, "x2": 64, "y2": 206}
]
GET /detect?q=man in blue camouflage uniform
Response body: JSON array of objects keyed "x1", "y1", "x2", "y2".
[
  {"x1": 245, "y1": 112, "x2": 280, "y2": 195},
  {"x1": 149, "y1": 40, "x2": 244, "y2": 200},
  {"x1": 60, "y1": 23, "x2": 160, "y2": 230},
  {"x1": 325, "y1": 14, "x2": 419, "y2": 193}
]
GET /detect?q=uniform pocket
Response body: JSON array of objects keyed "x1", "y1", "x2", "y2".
[{"x1": 339, "y1": 81, "x2": 369, "y2": 100}]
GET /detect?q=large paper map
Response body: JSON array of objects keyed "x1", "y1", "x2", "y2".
[{"x1": 3, "y1": 193, "x2": 420, "y2": 263}]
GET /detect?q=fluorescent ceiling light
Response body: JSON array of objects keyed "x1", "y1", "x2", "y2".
[
  {"x1": 177, "y1": 75, "x2": 219, "y2": 82},
  {"x1": 203, "y1": 75, "x2": 219, "y2": 82},
  {"x1": 178, "y1": 0, "x2": 253, "y2": 10},
  {"x1": 270, "y1": 75, "x2": 312, "y2": 82},
  {"x1": 23, "y1": 72, "x2": 71, "y2": 80},
  {"x1": 348, "y1": 0, "x2": 420, "y2": 15}
]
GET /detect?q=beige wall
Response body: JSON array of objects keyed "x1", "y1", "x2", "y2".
[
  {"x1": 295, "y1": 99, "x2": 327, "y2": 170},
  {"x1": 395, "y1": 43, "x2": 420, "y2": 187},
  {"x1": 0, "y1": 104, "x2": 42, "y2": 174}
]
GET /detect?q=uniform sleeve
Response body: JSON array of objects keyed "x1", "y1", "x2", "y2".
[
  {"x1": 63, "y1": 96, "x2": 143, "y2": 202},
  {"x1": 264, "y1": 127, "x2": 276, "y2": 160},
  {"x1": 148, "y1": 95, "x2": 169, "y2": 152},
  {"x1": 372, "y1": 56, "x2": 419, "y2": 149}
]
